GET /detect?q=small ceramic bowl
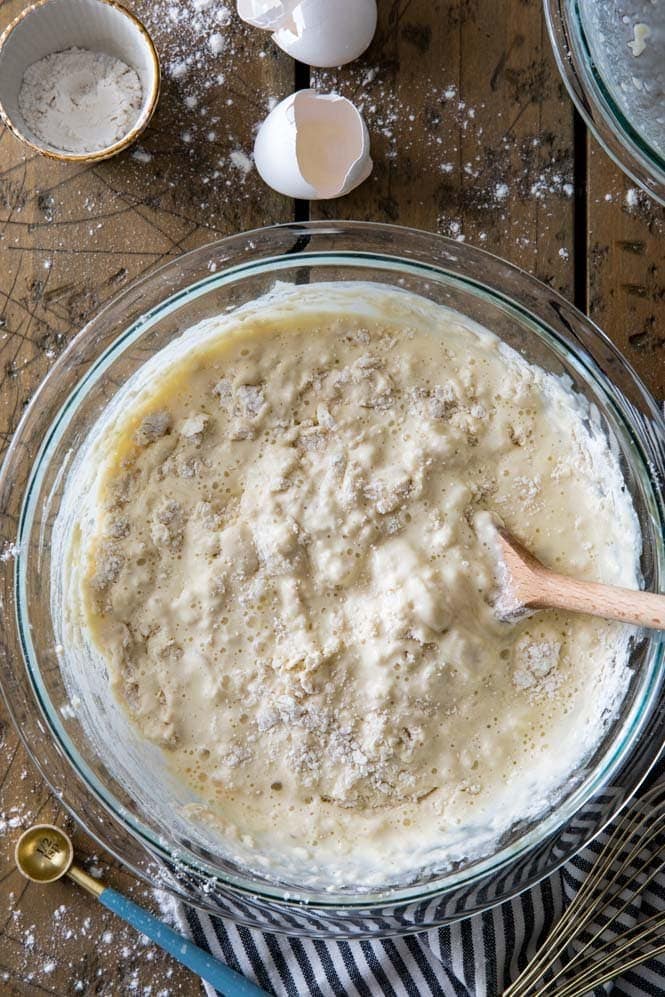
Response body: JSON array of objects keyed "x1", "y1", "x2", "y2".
[{"x1": 0, "y1": 0, "x2": 160, "y2": 162}]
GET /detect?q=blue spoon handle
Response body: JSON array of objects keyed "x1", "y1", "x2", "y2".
[{"x1": 99, "y1": 886, "x2": 268, "y2": 996}]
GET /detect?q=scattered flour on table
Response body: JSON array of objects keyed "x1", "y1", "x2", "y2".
[
  {"x1": 0, "y1": 803, "x2": 31, "y2": 833},
  {"x1": 152, "y1": 889, "x2": 184, "y2": 928},
  {"x1": 21, "y1": 0, "x2": 650, "y2": 260},
  {"x1": 146, "y1": 0, "x2": 233, "y2": 85},
  {"x1": 313, "y1": 67, "x2": 578, "y2": 256},
  {"x1": 18, "y1": 48, "x2": 143, "y2": 154},
  {"x1": 0, "y1": 740, "x2": 184, "y2": 994},
  {"x1": 140, "y1": 0, "x2": 261, "y2": 181},
  {"x1": 4, "y1": 873, "x2": 186, "y2": 993},
  {"x1": 0, "y1": 540, "x2": 20, "y2": 561},
  {"x1": 0, "y1": 2, "x2": 659, "y2": 387}
]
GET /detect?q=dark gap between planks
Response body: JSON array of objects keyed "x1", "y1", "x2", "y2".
[
  {"x1": 573, "y1": 109, "x2": 589, "y2": 314},
  {"x1": 294, "y1": 60, "x2": 311, "y2": 223}
]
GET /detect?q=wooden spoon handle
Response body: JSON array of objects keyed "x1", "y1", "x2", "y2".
[{"x1": 525, "y1": 572, "x2": 665, "y2": 629}]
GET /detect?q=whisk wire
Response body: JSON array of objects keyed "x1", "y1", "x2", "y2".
[
  {"x1": 551, "y1": 820, "x2": 665, "y2": 972},
  {"x1": 504, "y1": 783, "x2": 665, "y2": 997},
  {"x1": 503, "y1": 805, "x2": 642, "y2": 995},
  {"x1": 556, "y1": 938, "x2": 665, "y2": 997},
  {"x1": 544, "y1": 909, "x2": 665, "y2": 997}
]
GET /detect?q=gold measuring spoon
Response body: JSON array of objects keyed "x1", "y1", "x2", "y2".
[{"x1": 15, "y1": 824, "x2": 268, "y2": 996}]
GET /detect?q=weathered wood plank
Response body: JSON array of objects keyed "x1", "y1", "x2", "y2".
[
  {"x1": 0, "y1": 2, "x2": 293, "y2": 993},
  {"x1": 0, "y1": 0, "x2": 294, "y2": 451},
  {"x1": 586, "y1": 142, "x2": 665, "y2": 402},
  {"x1": 310, "y1": 0, "x2": 577, "y2": 298}
]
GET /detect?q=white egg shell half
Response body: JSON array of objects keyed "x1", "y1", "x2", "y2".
[
  {"x1": 238, "y1": 0, "x2": 377, "y2": 68},
  {"x1": 237, "y1": 0, "x2": 298, "y2": 31},
  {"x1": 272, "y1": 0, "x2": 377, "y2": 67},
  {"x1": 254, "y1": 90, "x2": 372, "y2": 200}
]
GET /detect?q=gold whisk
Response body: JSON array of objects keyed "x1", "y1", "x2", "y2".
[{"x1": 504, "y1": 780, "x2": 665, "y2": 997}]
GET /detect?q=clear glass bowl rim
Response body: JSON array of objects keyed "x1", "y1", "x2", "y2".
[
  {"x1": 544, "y1": 0, "x2": 665, "y2": 205},
  {"x1": 2, "y1": 220, "x2": 664, "y2": 918}
]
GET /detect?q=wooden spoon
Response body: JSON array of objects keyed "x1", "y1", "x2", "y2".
[{"x1": 497, "y1": 530, "x2": 665, "y2": 630}]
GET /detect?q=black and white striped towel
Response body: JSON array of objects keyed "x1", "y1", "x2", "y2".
[{"x1": 178, "y1": 783, "x2": 665, "y2": 997}]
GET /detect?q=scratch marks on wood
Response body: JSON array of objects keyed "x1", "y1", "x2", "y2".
[{"x1": 490, "y1": 34, "x2": 526, "y2": 91}]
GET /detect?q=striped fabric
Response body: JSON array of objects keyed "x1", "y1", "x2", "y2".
[{"x1": 178, "y1": 783, "x2": 665, "y2": 997}]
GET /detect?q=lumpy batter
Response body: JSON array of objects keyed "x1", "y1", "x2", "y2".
[{"x1": 75, "y1": 284, "x2": 639, "y2": 882}]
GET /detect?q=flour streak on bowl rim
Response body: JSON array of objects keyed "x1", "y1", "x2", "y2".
[{"x1": 0, "y1": 0, "x2": 161, "y2": 163}]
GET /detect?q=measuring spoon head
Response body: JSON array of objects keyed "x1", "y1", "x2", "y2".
[{"x1": 15, "y1": 824, "x2": 74, "y2": 884}]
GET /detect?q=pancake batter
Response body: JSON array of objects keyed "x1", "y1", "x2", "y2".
[{"x1": 74, "y1": 284, "x2": 639, "y2": 881}]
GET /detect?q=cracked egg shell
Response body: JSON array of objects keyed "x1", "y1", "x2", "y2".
[
  {"x1": 254, "y1": 90, "x2": 372, "y2": 200},
  {"x1": 238, "y1": 0, "x2": 377, "y2": 67},
  {"x1": 237, "y1": 0, "x2": 298, "y2": 31}
]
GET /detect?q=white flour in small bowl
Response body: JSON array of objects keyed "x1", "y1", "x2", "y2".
[{"x1": 18, "y1": 47, "x2": 143, "y2": 154}]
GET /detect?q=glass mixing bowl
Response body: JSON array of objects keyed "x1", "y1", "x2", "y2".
[
  {"x1": 1, "y1": 222, "x2": 663, "y2": 937},
  {"x1": 545, "y1": 0, "x2": 665, "y2": 204}
]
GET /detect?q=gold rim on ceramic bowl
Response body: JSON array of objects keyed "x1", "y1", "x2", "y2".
[{"x1": 0, "y1": 0, "x2": 160, "y2": 163}]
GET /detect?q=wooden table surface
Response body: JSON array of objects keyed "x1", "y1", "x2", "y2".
[{"x1": 0, "y1": 1, "x2": 662, "y2": 994}]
